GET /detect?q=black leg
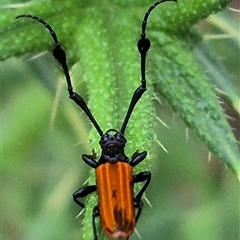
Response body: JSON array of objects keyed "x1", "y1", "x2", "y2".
[
  {"x1": 73, "y1": 185, "x2": 97, "y2": 208},
  {"x1": 74, "y1": 187, "x2": 99, "y2": 240},
  {"x1": 134, "y1": 171, "x2": 151, "y2": 200},
  {"x1": 129, "y1": 171, "x2": 151, "y2": 239},
  {"x1": 92, "y1": 206, "x2": 100, "y2": 240},
  {"x1": 129, "y1": 151, "x2": 147, "y2": 167},
  {"x1": 82, "y1": 149, "x2": 98, "y2": 168},
  {"x1": 134, "y1": 198, "x2": 144, "y2": 224}
]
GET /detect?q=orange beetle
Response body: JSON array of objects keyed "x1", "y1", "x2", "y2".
[
  {"x1": 77, "y1": 129, "x2": 150, "y2": 239},
  {"x1": 16, "y1": 0, "x2": 175, "y2": 239}
]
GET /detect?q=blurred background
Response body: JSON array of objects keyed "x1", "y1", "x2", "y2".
[{"x1": 2, "y1": 1, "x2": 239, "y2": 240}]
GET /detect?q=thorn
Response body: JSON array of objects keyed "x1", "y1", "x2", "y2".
[
  {"x1": 156, "y1": 138, "x2": 168, "y2": 153},
  {"x1": 2, "y1": 2, "x2": 30, "y2": 9},
  {"x1": 134, "y1": 227, "x2": 142, "y2": 239},
  {"x1": 156, "y1": 116, "x2": 169, "y2": 129},
  {"x1": 76, "y1": 209, "x2": 85, "y2": 219},
  {"x1": 144, "y1": 195, "x2": 153, "y2": 207},
  {"x1": 152, "y1": 92, "x2": 163, "y2": 105},
  {"x1": 207, "y1": 152, "x2": 212, "y2": 162},
  {"x1": 228, "y1": 7, "x2": 240, "y2": 13},
  {"x1": 185, "y1": 127, "x2": 189, "y2": 141},
  {"x1": 82, "y1": 178, "x2": 89, "y2": 186},
  {"x1": 29, "y1": 51, "x2": 47, "y2": 60}
]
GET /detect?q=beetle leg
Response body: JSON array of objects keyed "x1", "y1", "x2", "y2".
[
  {"x1": 82, "y1": 152, "x2": 98, "y2": 169},
  {"x1": 92, "y1": 206, "x2": 100, "y2": 240},
  {"x1": 73, "y1": 185, "x2": 97, "y2": 208},
  {"x1": 134, "y1": 198, "x2": 144, "y2": 225},
  {"x1": 134, "y1": 171, "x2": 151, "y2": 200},
  {"x1": 129, "y1": 151, "x2": 147, "y2": 167},
  {"x1": 131, "y1": 171, "x2": 151, "y2": 238}
]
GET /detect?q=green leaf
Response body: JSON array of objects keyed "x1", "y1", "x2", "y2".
[{"x1": 150, "y1": 31, "x2": 239, "y2": 176}]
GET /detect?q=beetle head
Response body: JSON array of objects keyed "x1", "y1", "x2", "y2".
[{"x1": 99, "y1": 129, "x2": 127, "y2": 158}]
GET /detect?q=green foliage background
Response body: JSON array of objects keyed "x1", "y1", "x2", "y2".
[{"x1": 1, "y1": 0, "x2": 239, "y2": 240}]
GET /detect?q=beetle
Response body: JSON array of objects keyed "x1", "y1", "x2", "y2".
[{"x1": 16, "y1": 0, "x2": 175, "y2": 239}]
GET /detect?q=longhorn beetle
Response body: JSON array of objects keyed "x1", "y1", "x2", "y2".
[{"x1": 16, "y1": 0, "x2": 175, "y2": 239}]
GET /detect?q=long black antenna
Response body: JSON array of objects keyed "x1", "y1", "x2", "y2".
[
  {"x1": 120, "y1": 0, "x2": 176, "y2": 134},
  {"x1": 16, "y1": 15, "x2": 103, "y2": 136}
]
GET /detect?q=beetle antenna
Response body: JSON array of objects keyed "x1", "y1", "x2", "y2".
[
  {"x1": 120, "y1": 0, "x2": 176, "y2": 134},
  {"x1": 141, "y1": 0, "x2": 177, "y2": 37},
  {"x1": 16, "y1": 15, "x2": 59, "y2": 45},
  {"x1": 16, "y1": 15, "x2": 103, "y2": 136}
]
